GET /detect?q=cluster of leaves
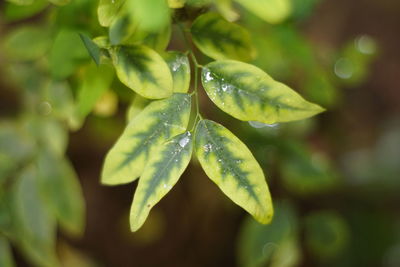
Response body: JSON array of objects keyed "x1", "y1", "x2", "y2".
[{"x1": 87, "y1": 0, "x2": 325, "y2": 233}]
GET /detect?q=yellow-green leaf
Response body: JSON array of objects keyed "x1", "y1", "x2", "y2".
[
  {"x1": 168, "y1": 0, "x2": 185, "y2": 8},
  {"x1": 194, "y1": 119, "x2": 273, "y2": 224},
  {"x1": 190, "y1": 13, "x2": 256, "y2": 61},
  {"x1": 110, "y1": 45, "x2": 173, "y2": 99},
  {"x1": 234, "y1": 0, "x2": 292, "y2": 24},
  {"x1": 97, "y1": 0, "x2": 125, "y2": 27},
  {"x1": 102, "y1": 93, "x2": 191, "y2": 185},
  {"x1": 163, "y1": 51, "x2": 191, "y2": 93},
  {"x1": 130, "y1": 131, "x2": 193, "y2": 231},
  {"x1": 48, "y1": 0, "x2": 70, "y2": 5},
  {"x1": 201, "y1": 60, "x2": 324, "y2": 124},
  {"x1": 126, "y1": 95, "x2": 151, "y2": 122}
]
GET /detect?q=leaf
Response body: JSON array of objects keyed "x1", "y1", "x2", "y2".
[
  {"x1": 234, "y1": 0, "x2": 292, "y2": 24},
  {"x1": 126, "y1": 0, "x2": 170, "y2": 33},
  {"x1": 168, "y1": 0, "x2": 185, "y2": 8},
  {"x1": 163, "y1": 51, "x2": 191, "y2": 93},
  {"x1": 194, "y1": 119, "x2": 273, "y2": 223},
  {"x1": 10, "y1": 166, "x2": 59, "y2": 267},
  {"x1": 97, "y1": 0, "x2": 125, "y2": 27},
  {"x1": 0, "y1": 236, "x2": 15, "y2": 267},
  {"x1": 5, "y1": 0, "x2": 34, "y2": 5},
  {"x1": 102, "y1": 93, "x2": 191, "y2": 185},
  {"x1": 191, "y1": 13, "x2": 256, "y2": 61},
  {"x1": 2, "y1": 26, "x2": 52, "y2": 61},
  {"x1": 238, "y1": 201, "x2": 299, "y2": 267},
  {"x1": 110, "y1": 45, "x2": 173, "y2": 99},
  {"x1": 201, "y1": 60, "x2": 324, "y2": 124},
  {"x1": 215, "y1": 0, "x2": 239, "y2": 22},
  {"x1": 130, "y1": 132, "x2": 193, "y2": 231},
  {"x1": 3, "y1": 0, "x2": 48, "y2": 22},
  {"x1": 126, "y1": 95, "x2": 151, "y2": 122},
  {"x1": 79, "y1": 33, "x2": 102, "y2": 66},
  {"x1": 75, "y1": 63, "x2": 115, "y2": 122},
  {"x1": 37, "y1": 150, "x2": 85, "y2": 236},
  {"x1": 48, "y1": 0, "x2": 70, "y2": 5},
  {"x1": 304, "y1": 211, "x2": 349, "y2": 259},
  {"x1": 50, "y1": 29, "x2": 89, "y2": 79}
]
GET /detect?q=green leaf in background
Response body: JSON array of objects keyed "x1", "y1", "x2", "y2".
[
  {"x1": 163, "y1": 51, "x2": 191, "y2": 93},
  {"x1": 130, "y1": 131, "x2": 193, "y2": 231},
  {"x1": 215, "y1": 0, "x2": 239, "y2": 22},
  {"x1": 102, "y1": 93, "x2": 191, "y2": 185},
  {"x1": 194, "y1": 119, "x2": 273, "y2": 224},
  {"x1": 3, "y1": 0, "x2": 48, "y2": 22},
  {"x1": 126, "y1": 95, "x2": 151, "y2": 122},
  {"x1": 129, "y1": 24, "x2": 172, "y2": 52},
  {"x1": 2, "y1": 26, "x2": 52, "y2": 61},
  {"x1": 50, "y1": 29, "x2": 89, "y2": 79},
  {"x1": 97, "y1": 0, "x2": 125, "y2": 27},
  {"x1": 168, "y1": 0, "x2": 185, "y2": 8},
  {"x1": 201, "y1": 60, "x2": 324, "y2": 124},
  {"x1": 0, "y1": 236, "x2": 15, "y2": 267},
  {"x1": 37, "y1": 150, "x2": 85, "y2": 236},
  {"x1": 110, "y1": 45, "x2": 173, "y2": 99},
  {"x1": 237, "y1": 201, "x2": 299, "y2": 267},
  {"x1": 5, "y1": 0, "x2": 34, "y2": 5},
  {"x1": 304, "y1": 211, "x2": 350, "y2": 260},
  {"x1": 9, "y1": 166, "x2": 59, "y2": 267},
  {"x1": 48, "y1": 0, "x2": 70, "y2": 6},
  {"x1": 109, "y1": 13, "x2": 137, "y2": 45},
  {"x1": 191, "y1": 13, "x2": 256, "y2": 61},
  {"x1": 126, "y1": 0, "x2": 170, "y2": 33},
  {"x1": 234, "y1": 0, "x2": 292, "y2": 24},
  {"x1": 186, "y1": 0, "x2": 212, "y2": 7},
  {"x1": 75, "y1": 63, "x2": 115, "y2": 124},
  {"x1": 79, "y1": 33, "x2": 102, "y2": 66},
  {"x1": 280, "y1": 141, "x2": 339, "y2": 195}
]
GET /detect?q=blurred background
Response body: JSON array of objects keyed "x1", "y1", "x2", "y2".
[{"x1": 1, "y1": 0, "x2": 400, "y2": 266}]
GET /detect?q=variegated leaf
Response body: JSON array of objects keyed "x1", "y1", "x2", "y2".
[
  {"x1": 163, "y1": 51, "x2": 191, "y2": 93},
  {"x1": 201, "y1": 60, "x2": 324, "y2": 124},
  {"x1": 195, "y1": 119, "x2": 273, "y2": 224},
  {"x1": 234, "y1": 0, "x2": 292, "y2": 24},
  {"x1": 102, "y1": 93, "x2": 191, "y2": 185},
  {"x1": 126, "y1": 95, "x2": 151, "y2": 122},
  {"x1": 130, "y1": 132, "x2": 193, "y2": 231},
  {"x1": 190, "y1": 13, "x2": 255, "y2": 61},
  {"x1": 110, "y1": 45, "x2": 173, "y2": 99}
]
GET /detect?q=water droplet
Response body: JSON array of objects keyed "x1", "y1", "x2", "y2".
[
  {"x1": 38, "y1": 101, "x2": 52, "y2": 116},
  {"x1": 203, "y1": 143, "x2": 213, "y2": 152},
  {"x1": 235, "y1": 160, "x2": 242, "y2": 164},
  {"x1": 178, "y1": 133, "x2": 191, "y2": 148},
  {"x1": 204, "y1": 70, "x2": 214, "y2": 82},
  {"x1": 334, "y1": 58, "x2": 354, "y2": 79},
  {"x1": 163, "y1": 184, "x2": 167, "y2": 188},
  {"x1": 355, "y1": 35, "x2": 376, "y2": 55},
  {"x1": 249, "y1": 121, "x2": 278, "y2": 128},
  {"x1": 217, "y1": 159, "x2": 222, "y2": 162}
]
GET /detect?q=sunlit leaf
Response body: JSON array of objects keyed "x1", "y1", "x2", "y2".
[
  {"x1": 2, "y1": 26, "x2": 52, "y2": 61},
  {"x1": 0, "y1": 236, "x2": 15, "y2": 267},
  {"x1": 5, "y1": 0, "x2": 33, "y2": 5},
  {"x1": 50, "y1": 29, "x2": 89, "y2": 79},
  {"x1": 37, "y1": 150, "x2": 85, "y2": 236},
  {"x1": 163, "y1": 51, "x2": 191, "y2": 93},
  {"x1": 10, "y1": 166, "x2": 59, "y2": 267},
  {"x1": 238, "y1": 201, "x2": 299, "y2": 267},
  {"x1": 102, "y1": 93, "x2": 191, "y2": 185},
  {"x1": 305, "y1": 211, "x2": 349, "y2": 259},
  {"x1": 97, "y1": 0, "x2": 125, "y2": 27},
  {"x1": 234, "y1": 0, "x2": 292, "y2": 24},
  {"x1": 110, "y1": 45, "x2": 173, "y2": 99},
  {"x1": 191, "y1": 13, "x2": 256, "y2": 61},
  {"x1": 201, "y1": 60, "x2": 324, "y2": 124},
  {"x1": 195, "y1": 119, "x2": 273, "y2": 223},
  {"x1": 75, "y1": 63, "x2": 115, "y2": 122},
  {"x1": 3, "y1": 0, "x2": 48, "y2": 22},
  {"x1": 130, "y1": 132, "x2": 193, "y2": 231}
]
